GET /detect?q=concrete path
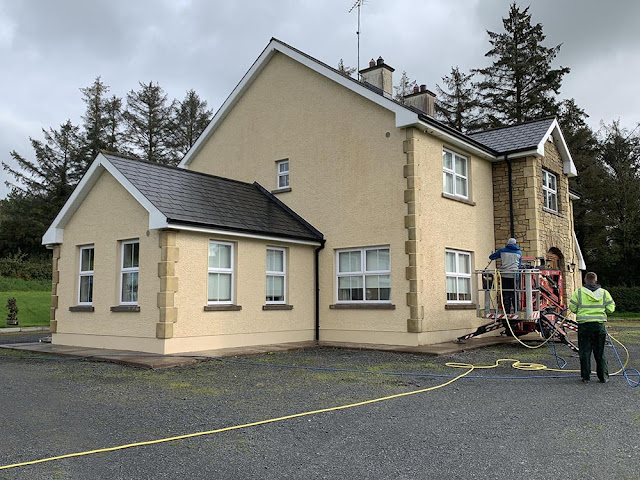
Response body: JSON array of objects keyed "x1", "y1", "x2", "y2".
[{"x1": 0, "y1": 334, "x2": 536, "y2": 369}]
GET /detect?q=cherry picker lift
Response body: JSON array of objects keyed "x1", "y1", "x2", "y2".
[{"x1": 457, "y1": 257, "x2": 579, "y2": 351}]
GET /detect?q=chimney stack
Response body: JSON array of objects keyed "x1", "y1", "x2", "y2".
[
  {"x1": 403, "y1": 83, "x2": 436, "y2": 117},
  {"x1": 359, "y1": 56, "x2": 394, "y2": 97}
]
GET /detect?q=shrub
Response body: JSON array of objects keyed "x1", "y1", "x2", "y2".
[
  {"x1": 0, "y1": 251, "x2": 51, "y2": 281},
  {"x1": 607, "y1": 287, "x2": 640, "y2": 313},
  {"x1": 5, "y1": 297, "x2": 18, "y2": 325}
]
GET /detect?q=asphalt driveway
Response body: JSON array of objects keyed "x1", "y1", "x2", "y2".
[{"x1": 1, "y1": 325, "x2": 638, "y2": 480}]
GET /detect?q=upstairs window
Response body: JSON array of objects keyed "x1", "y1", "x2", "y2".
[
  {"x1": 337, "y1": 247, "x2": 390, "y2": 302},
  {"x1": 78, "y1": 245, "x2": 94, "y2": 305},
  {"x1": 277, "y1": 159, "x2": 290, "y2": 189},
  {"x1": 266, "y1": 247, "x2": 286, "y2": 304},
  {"x1": 120, "y1": 240, "x2": 139, "y2": 305},
  {"x1": 443, "y1": 149, "x2": 468, "y2": 199},
  {"x1": 542, "y1": 169, "x2": 558, "y2": 212},
  {"x1": 208, "y1": 241, "x2": 234, "y2": 304},
  {"x1": 445, "y1": 249, "x2": 472, "y2": 303}
]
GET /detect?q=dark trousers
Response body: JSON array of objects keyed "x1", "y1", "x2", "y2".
[
  {"x1": 501, "y1": 277, "x2": 516, "y2": 313},
  {"x1": 578, "y1": 322, "x2": 608, "y2": 381}
]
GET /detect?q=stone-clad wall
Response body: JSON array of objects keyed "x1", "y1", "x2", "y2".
[{"x1": 492, "y1": 139, "x2": 577, "y2": 298}]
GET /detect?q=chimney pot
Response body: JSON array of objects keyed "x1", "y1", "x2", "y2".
[
  {"x1": 369, "y1": 59, "x2": 376, "y2": 68},
  {"x1": 420, "y1": 84, "x2": 427, "y2": 92},
  {"x1": 377, "y1": 56, "x2": 384, "y2": 66},
  {"x1": 413, "y1": 86, "x2": 419, "y2": 94}
]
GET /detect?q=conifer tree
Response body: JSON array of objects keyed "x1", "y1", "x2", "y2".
[
  {"x1": 80, "y1": 77, "x2": 110, "y2": 159},
  {"x1": 104, "y1": 94, "x2": 124, "y2": 152},
  {"x1": 169, "y1": 90, "x2": 213, "y2": 158},
  {"x1": 474, "y1": 3, "x2": 570, "y2": 128},
  {"x1": 123, "y1": 81, "x2": 175, "y2": 164},
  {"x1": 393, "y1": 71, "x2": 417, "y2": 104},
  {"x1": 337, "y1": 59, "x2": 357, "y2": 78},
  {"x1": 435, "y1": 67, "x2": 481, "y2": 132}
]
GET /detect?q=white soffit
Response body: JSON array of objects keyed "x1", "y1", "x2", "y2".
[
  {"x1": 540, "y1": 119, "x2": 577, "y2": 177},
  {"x1": 42, "y1": 154, "x2": 167, "y2": 245}
]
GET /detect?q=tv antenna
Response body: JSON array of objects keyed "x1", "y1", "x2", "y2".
[{"x1": 348, "y1": 0, "x2": 366, "y2": 80}]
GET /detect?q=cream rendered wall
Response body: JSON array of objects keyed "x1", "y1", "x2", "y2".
[
  {"x1": 414, "y1": 131, "x2": 496, "y2": 343},
  {"x1": 187, "y1": 53, "x2": 412, "y2": 345},
  {"x1": 167, "y1": 232, "x2": 316, "y2": 353},
  {"x1": 55, "y1": 171, "x2": 162, "y2": 352}
]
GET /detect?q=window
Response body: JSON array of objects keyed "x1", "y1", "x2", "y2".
[
  {"x1": 120, "y1": 240, "x2": 139, "y2": 305},
  {"x1": 208, "y1": 241, "x2": 234, "y2": 304},
  {"x1": 542, "y1": 169, "x2": 558, "y2": 212},
  {"x1": 277, "y1": 159, "x2": 289, "y2": 189},
  {"x1": 443, "y1": 149, "x2": 468, "y2": 199},
  {"x1": 266, "y1": 247, "x2": 286, "y2": 304},
  {"x1": 78, "y1": 245, "x2": 94, "y2": 305},
  {"x1": 445, "y1": 249, "x2": 472, "y2": 303},
  {"x1": 337, "y1": 247, "x2": 390, "y2": 302}
]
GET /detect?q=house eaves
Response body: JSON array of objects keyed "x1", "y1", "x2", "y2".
[
  {"x1": 177, "y1": 38, "x2": 576, "y2": 176},
  {"x1": 43, "y1": 152, "x2": 324, "y2": 247}
]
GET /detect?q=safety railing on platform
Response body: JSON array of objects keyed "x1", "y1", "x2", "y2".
[{"x1": 476, "y1": 268, "x2": 542, "y2": 321}]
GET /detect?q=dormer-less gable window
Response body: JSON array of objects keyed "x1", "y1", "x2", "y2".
[
  {"x1": 277, "y1": 159, "x2": 289, "y2": 189},
  {"x1": 542, "y1": 169, "x2": 558, "y2": 212},
  {"x1": 443, "y1": 149, "x2": 468, "y2": 199}
]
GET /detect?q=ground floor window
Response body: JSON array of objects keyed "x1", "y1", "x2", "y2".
[
  {"x1": 445, "y1": 249, "x2": 472, "y2": 303},
  {"x1": 208, "y1": 241, "x2": 234, "y2": 304},
  {"x1": 78, "y1": 245, "x2": 94, "y2": 305},
  {"x1": 266, "y1": 247, "x2": 286, "y2": 304},
  {"x1": 337, "y1": 246, "x2": 390, "y2": 302},
  {"x1": 120, "y1": 240, "x2": 139, "y2": 304}
]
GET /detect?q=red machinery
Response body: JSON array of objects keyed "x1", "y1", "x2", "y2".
[{"x1": 457, "y1": 258, "x2": 579, "y2": 351}]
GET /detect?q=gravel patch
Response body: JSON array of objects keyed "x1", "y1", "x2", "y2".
[{"x1": 1, "y1": 328, "x2": 638, "y2": 480}]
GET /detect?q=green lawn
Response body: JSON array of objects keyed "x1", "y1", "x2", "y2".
[{"x1": 1, "y1": 276, "x2": 51, "y2": 328}]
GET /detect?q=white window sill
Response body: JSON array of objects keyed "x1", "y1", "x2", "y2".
[{"x1": 442, "y1": 193, "x2": 476, "y2": 206}]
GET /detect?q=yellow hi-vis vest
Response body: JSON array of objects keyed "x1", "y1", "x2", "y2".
[{"x1": 568, "y1": 286, "x2": 615, "y2": 323}]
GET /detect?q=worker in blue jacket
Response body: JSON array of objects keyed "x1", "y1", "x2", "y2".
[{"x1": 489, "y1": 238, "x2": 522, "y2": 314}]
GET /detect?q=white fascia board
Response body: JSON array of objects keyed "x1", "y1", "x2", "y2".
[
  {"x1": 168, "y1": 223, "x2": 321, "y2": 247},
  {"x1": 178, "y1": 38, "x2": 501, "y2": 168},
  {"x1": 179, "y1": 39, "x2": 419, "y2": 169},
  {"x1": 505, "y1": 149, "x2": 540, "y2": 160},
  {"x1": 41, "y1": 153, "x2": 168, "y2": 246},
  {"x1": 418, "y1": 121, "x2": 497, "y2": 161},
  {"x1": 569, "y1": 191, "x2": 581, "y2": 201},
  {"x1": 539, "y1": 119, "x2": 577, "y2": 177},
  {"x1": 573, "y1": 230, "x2": 586, "y2": 270}
]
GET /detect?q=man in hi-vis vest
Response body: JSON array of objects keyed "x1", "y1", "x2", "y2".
[{"x1": 568, "y1": 272, "x2": 616, "y2": 383}]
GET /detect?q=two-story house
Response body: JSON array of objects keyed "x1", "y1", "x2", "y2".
[{"x1": 43, "y1": 39, "x2": 583, "y2": 354}]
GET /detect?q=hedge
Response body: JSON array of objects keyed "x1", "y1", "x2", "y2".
[
  {"x1": 607, "y1": 287, "x2": 640, "y2": 313},
  {"x1": 0, "y1": 252, "x2": 52, "y2": 281}
]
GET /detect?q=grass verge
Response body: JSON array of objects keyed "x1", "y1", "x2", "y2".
[{"x1": 0, "y1": 291, "x2": 50, "y2": 328}]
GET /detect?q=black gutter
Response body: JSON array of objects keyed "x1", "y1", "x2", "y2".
[
  {"x1": 314, "y1": 240, "x2": 326, "y2": 342},
  {"x1": 506, "y1": 156, "x2": 515, "y2": 239}
]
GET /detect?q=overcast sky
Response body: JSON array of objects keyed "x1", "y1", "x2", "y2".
[{"x1": 1, "y1": 0, "x2": 639, "y2": 199}]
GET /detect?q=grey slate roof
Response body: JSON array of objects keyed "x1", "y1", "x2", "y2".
[
  {"x1": 466, "y1": 118, "x2": 555, "y2": 154},
  {"x1": 102, "y1": 153, "x2": 323, "y2": 242}
]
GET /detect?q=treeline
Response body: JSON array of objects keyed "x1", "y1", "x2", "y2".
[{"x1": 0, "y1": 78, "x2": 213, "y2": 258}]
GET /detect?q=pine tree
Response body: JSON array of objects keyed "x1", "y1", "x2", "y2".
[
  {"x1": 4, "y1": 120, "x2": 87, "y2": 200},
  {"x1": 337, "y1": 59, "x2": 357, "y2": 78},
  {"x1": 435, "y1": 67, "x2": 481, "y2": 132},
  {"x1": 393, "y1": 71, "x2": 417, "y2": 104},
  {"x1": 169, "y1": 90, "x2": 213, "y2": 159},
  {"x1": 123, "y1": 81, "x2": 175, "y2": 164},
  {"x1": 474, "y1": 3, "x2": 570, "y2": 128},
  {"x1": 104, "y1": 94, "x2": 124, "y2": 152},
  {"x1": 80, "y1": 77, "x2": 109, "y2": 159}
]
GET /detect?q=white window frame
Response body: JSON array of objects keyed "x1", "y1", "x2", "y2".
[
  {"x1": 542, "y1": 169, "x2": 558, "y2": 212},
  {"x1": 208, "y1": 241, "x2": 234, "y2": 305},
  {"x1": 445, "y1": 249, "x2": 472, "y2": 304},
  {"x1": 120, "y1": 240, "x2": 139, "y2": 305},
  {"x1": 336, "y1": 246, "x2": 391, "y2": 304},
  {"x1": 442, "y1": 148, "x2": 469, "y2": 199},
  {"x1": 277, "y1": 159, "x2": 290, "y2": 189},
  {"x1": 78, "y1": 245, "x2": 94, "y2": 305},
  {"x1": 266, "y1": 247, "x2": 286, "y2": 304}
]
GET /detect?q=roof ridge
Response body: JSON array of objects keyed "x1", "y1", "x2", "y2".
[
  {"x1": 469, "y1": 116, "x2": 556, "y2": 135},
  {"x1": 101, "y1": 150, "x2": 257, "y2": 187}
]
